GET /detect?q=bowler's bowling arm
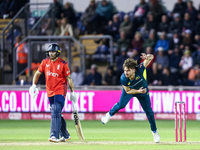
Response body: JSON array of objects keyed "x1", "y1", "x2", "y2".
[{"x1": 143, "y1": 54, "x2": 154, "y2": 68}]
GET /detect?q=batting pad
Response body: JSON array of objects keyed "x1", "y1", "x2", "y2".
[
  {"x1": 60, "y1": 116, "x2": 70, "y2": 138},
  {"x1": 50, "y1": 102, "x2": 62, "y2": 139}
]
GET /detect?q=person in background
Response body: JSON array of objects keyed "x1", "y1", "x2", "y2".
[
  {"x1": 180, "y1": 29, "x2": 194, "y2": 52},
  {"x1": 127, "y1": 31, "x2": 144, "y2": 62},
  {"x1": 141, "y1": 12, "x2": 157, "y2": 38},
  {"x1": 185, "y1": 0, "x2": 197, "y2": 24},
  {"x1": 188, "y1": 65, "x2": 200, "y2": 82},
  {"x1": 157, "y1": 15, "x2": 169, "y2": 34},
  {"x1": 90, "y1": 0, "x2": 113, "y2": 33},
  {"x1": 160, "y1": 66, "x2": 179, "y2": 86},
  {"x1": 0, "y1": 0, "x2": 18, "y2": 18},
  {"x1": 172, "y1": 0, "x2": 187, "y2": 18},
  {"x1": 15, "y1": 35, "x2": 28, "y2": 75},
  {"x1": 179, "y1": 49, "x2": 193, "y2": 81},
  {"x1": 142, "y1": 29, "x2": 156, "y2": 52},
  {"x1": 61, "y1": 2, "x2": 76, "y2": 26},
  {"x1": 115, "y1": 31, "x2": 130, "y2": 56},
  {"x1": 119, "y1": 15, "x2": 132, "y2": 35},
  {"x1": 168, "y1": 45, "x2": 182, "y2": 77},
  {"x1": 95, "y1": 0, "x2": 113, "y2": 21},
  {"x1": 71, "y1": 64, "x2": 84, "y2": 86},
  {"x1": 132, "y1": 0, "x2": 149, "y2": 29},
  {"x1": 115, "y1": 48, "x2": 129, "y2": 84},
  {"x1": 84, "y1": 64, "x2": 102, "y2": 85},
  {"x1": 104, "y1": 14, "x2": 121, "y2": 41},
  {"x1": 41, "y1": 0, "x2": 63, "y2": 34},
  {"x1": 148, "y1": 0, "x2": 165, "y2": 23},
  {"x1": 168, "y1": 13, "x2": 182, "y2": 35},
  {"x1": 130, "y1": 31, "x2": 144, "y2": 54},
  {"x1": 182, "y1": 12, "x2": 193, "y2": 32},
  {"x1": 195, "y1": 13, "x2": 200, "y2": 35},
  {"x1": 147, "y1": 62, "x2": 162, "y2": 86},
  {"x1": 193, "y1": 46, "x2": 200, "y2": 66},
  {"x1": 81, "y1": 0, "x2": 97, "y2": 34},
  {"x1": 168, "y1": 30, "x2": 182, "y2": 51},
  {"x1": 7, "y1": 0, "x2": 18, "y2": 18},
  {"x1": 54, "y1": 17, "x2": 74, "y2": 36},
  {"x1": 194, "y1": 35, "x2": 200, "y2": 52},
  {"x1": 155, "y1": 46, "x2": 169, "y2": 69},
  {"x1": 102, "y1": 66, "x2": 117, "y2": 85},
  {"x1": 154, "y1": 32, "x2": 169, "y2": 52}
]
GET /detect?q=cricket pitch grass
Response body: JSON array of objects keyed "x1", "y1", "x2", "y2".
[{"x1": 0, "y1": 119, "x2": 199, "y2": 150}]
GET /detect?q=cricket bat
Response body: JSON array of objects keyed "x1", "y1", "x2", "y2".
[{"x1": 72, "y1": 101, "x2": 85, "y2": 141}]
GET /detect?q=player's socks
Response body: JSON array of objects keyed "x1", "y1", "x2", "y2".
[{"x1": 101, "y1": 112, "x2": 112, "y2": 124}]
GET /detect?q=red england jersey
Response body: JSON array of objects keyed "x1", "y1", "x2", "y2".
[{"x1": 38, "y1": 57, "x2": 70, "y2": 97}]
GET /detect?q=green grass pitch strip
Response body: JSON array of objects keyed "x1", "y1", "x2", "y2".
[{"x1": 0, "y1": 120, "x2": 199, "y2": 150}]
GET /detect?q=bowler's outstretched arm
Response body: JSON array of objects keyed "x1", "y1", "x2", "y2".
[{"x1": 140, "y1": 53, "x2": 154, "y2": 68}]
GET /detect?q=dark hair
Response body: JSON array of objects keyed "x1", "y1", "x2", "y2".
[
  {"x1": 123, "y1": 58, "x2": 138, "y2": 70},
  {"x1": 164, "y1": 66, "x2": 170, "y2": 71},
  {"x1": 17, "y1": 35, "x2": 22, "y2": 41},
  {"x1": 107, "y1": 66, "x2": 113, "y2": 70}
]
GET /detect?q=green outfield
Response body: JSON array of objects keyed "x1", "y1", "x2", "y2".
[{"x1": 0, "y1": 119, "x2": 199, "y2": 150}]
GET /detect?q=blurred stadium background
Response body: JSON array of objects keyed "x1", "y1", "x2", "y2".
[{"x1": 0, "y1": 0, "x2": 200, "y2": 122}]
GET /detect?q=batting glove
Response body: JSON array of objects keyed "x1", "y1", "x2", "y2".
[
  {"x1": 70, "y1": 92, "x2": 77, "y2": 103},
  {"x1": 29, "y1": 84, "x2": 39, "y2": 99}
]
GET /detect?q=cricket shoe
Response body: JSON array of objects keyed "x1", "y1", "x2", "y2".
[
  {"x1": 152, "y1": 131, "x2": 160, "y2": 143},
  {"x1": 59, "y1": 136, "x2": 71, "y2": 142},
  {"x1": 101, "y1": 112, "x2": 111, "y2": 124},
  {"x1": 48, "y1": 136, "x2": 59, "y2": 143}
]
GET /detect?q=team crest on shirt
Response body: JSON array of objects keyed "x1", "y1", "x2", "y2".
[
  {"x1": 136, "y1": 76, "x2": 140, "y2": 80},
  {"x1": 57, "y1": 64, "x2": 60, "y2": 70},
  {"x1": 128, "y1": 82, "x2": 130, "y2": 85}
]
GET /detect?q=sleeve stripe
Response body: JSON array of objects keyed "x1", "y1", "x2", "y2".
[{"x1": 143, "y1": 68, "x2": 147, "y2": 80}]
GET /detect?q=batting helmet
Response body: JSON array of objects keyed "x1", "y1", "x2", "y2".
[{"x1": 46, "y1": 43, "x2": 61, "y2": 57}]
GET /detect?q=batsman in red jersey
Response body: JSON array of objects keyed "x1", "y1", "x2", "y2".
[{"x1": 29, "y1": 43, "x2": 77, "y2": 142}]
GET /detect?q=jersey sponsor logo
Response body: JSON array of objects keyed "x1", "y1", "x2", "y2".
[
  {"x1": 46, "y1": 71, "x2": 59, "y2": 77},
  {"x1": 136, "y1": 76, "x2": 140, "y2": 80},
  {"x1": 128, "y1": 82, "x2": 130, "y2": 85},
  {"x1": 67, "y1": 71, "x2": 70, "y2": 74},
  {"x1": 57, "y1": 64, "x2": 60, "y2": 70},
  {"x1": 46, "y1": 64, "x2": 50, "y2": 67}
]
